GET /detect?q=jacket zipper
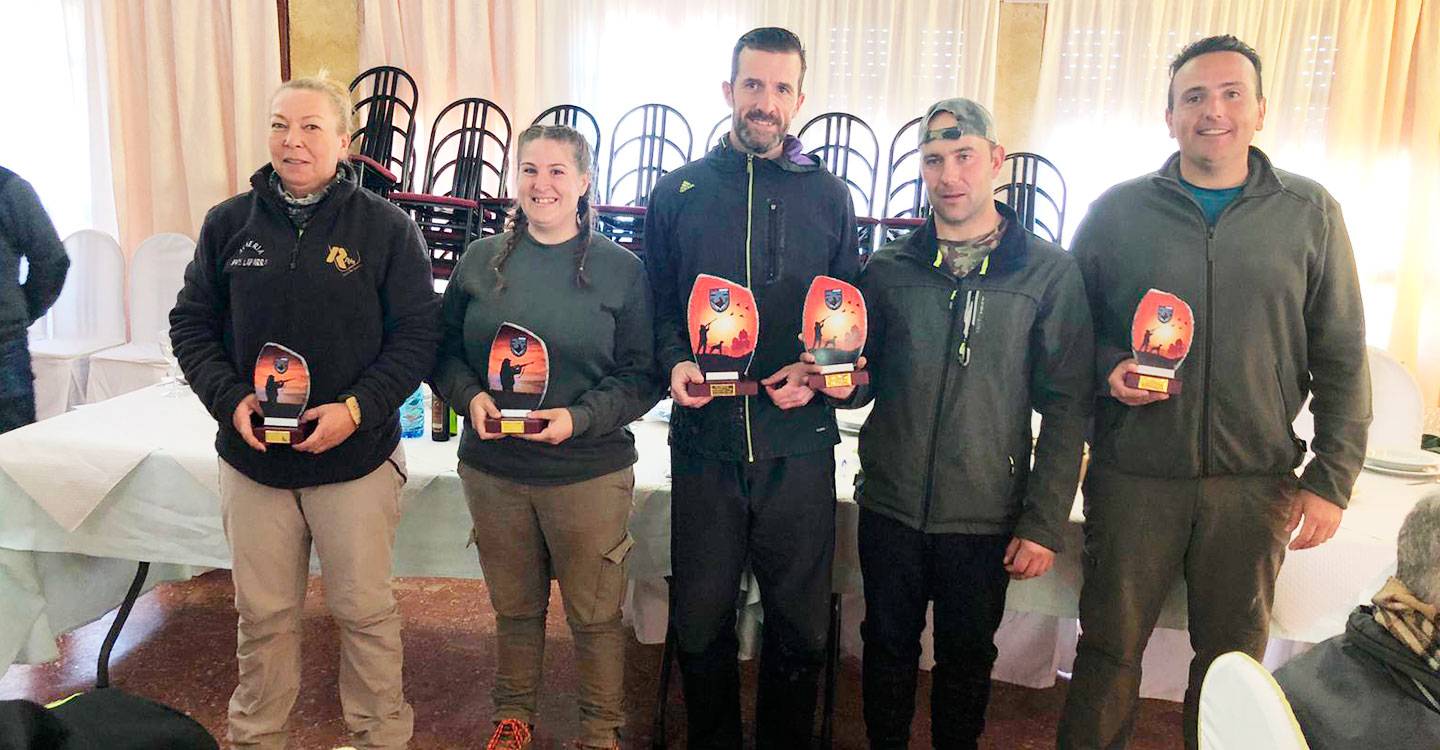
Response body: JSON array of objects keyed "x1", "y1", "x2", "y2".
[
  {"x1": 1202, "y1": 230, "x2": 1213, "y2": 474},
  {"x1": 743, "y1": 155, "x2": 755, "y2": 463},
  {"x1": 289, "y1": 227, "x2": 303, "y2": 270},
  {"x1": 1169, "y1": 179, "x2": 1246, "y2": 476},
  {"x1": 921, "y1": 278, "x2": 964, "y2": 528}
]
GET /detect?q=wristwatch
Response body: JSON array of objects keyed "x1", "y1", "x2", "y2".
[{"x1": 341, "y1": 395, "x2": 361, "y2": 426}]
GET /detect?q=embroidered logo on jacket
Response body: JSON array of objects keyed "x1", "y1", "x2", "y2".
[
  {"x1": 326, "y1": 246, "x2": 361, "y2": 275},
  {"x1": 228, "y1": 238, "x2": 269, "y2": 268},
  {"x1": 679, "y1": 180, "x2": 695, "y2": 193}
]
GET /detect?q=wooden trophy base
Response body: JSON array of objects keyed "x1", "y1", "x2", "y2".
[
  {"x1": 253, "y1": 421, "x2": 315, "y2": 446},
  {"x1": 686, "y1": 379, "x2": 759, "y2": 398},
  {"x1": 485, "y1": 416, "x2": 547, "y2": 435},
  {"x1": 805, "y1": 368, "x2": 870, "y2": 390},
  {"x1": 1123, "y1": 371, "x2": 1182, "y2": 395}
]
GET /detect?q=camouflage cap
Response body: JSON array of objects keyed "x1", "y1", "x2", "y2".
[{"x1": 920, "y1": 98, "x2": 997, "y2": 146}]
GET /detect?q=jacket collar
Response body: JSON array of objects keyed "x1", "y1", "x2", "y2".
[
  {"x1": 249, "y1": 160, "x2": 359, "y2": 214},
  {"x1": 703, "y1": 133, "x2": 822, "y2": 175},
  {"x1": 897, "y1": 200, "x2": 1029, "y2": 278},
  {"x1": 1151, "y1": 145, "x2": 1285, "y2": 199}
]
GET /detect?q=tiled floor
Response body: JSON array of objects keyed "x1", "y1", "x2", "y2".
[{"x1": 1, "y1": 571, "x2": 1183, "y2": 748}]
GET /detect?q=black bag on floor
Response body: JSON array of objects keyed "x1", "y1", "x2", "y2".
[{"x1": 0, "y1": 689, "x2": 218, "y2": 750}]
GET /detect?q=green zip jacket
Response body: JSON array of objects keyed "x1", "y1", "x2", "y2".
[
  {"x1": 1074, "y1": 148, "x2": 1371, "y2": 507},
  {"x1": 845, "y1": 204, "x2": 1093, "y2": 551}
]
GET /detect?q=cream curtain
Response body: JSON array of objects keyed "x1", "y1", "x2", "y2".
[
  {"x1": 1033, "y1": 0, "x2": 1440, "y2": 408},
  {"x1": 359, "y1": 0, "x2": 999, "y2": 191},
  {"x1": 0, "y1": 0, "x2": 117, "y2": 240},
  {"x1": 98, "y1": 0, "x2": 281, "y2": 254}
]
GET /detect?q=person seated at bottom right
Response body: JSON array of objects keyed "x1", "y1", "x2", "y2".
[{"x1": 1272, "y1": 491, "x2": 1440, "y2": 748}]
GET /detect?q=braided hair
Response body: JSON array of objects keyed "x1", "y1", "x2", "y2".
[{"x1": 492, "y1": 124, "x2": 596, "y2": 292}]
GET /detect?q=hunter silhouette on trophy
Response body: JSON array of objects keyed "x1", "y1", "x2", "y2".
[
  {"x1": 497, "y1": 357, "x2": 530, "y2": 393},
  {"x1": 263, "y1": 373, "x2": 290, "y2": 405},
  {"x1": 812, "y1": 317, "x2": 831, "y2": 349}
]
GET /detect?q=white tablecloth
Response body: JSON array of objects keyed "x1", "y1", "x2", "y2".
[{"x1": 0, "y1": 386, "x2": 1424, "y2": 701}]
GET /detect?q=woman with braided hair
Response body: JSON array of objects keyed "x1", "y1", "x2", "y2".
[{"x1": 431, "y1": 124, "x2": 660, "y2": 750}]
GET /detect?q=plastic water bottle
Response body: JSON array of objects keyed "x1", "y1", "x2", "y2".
[{"x1": 400, "y1": 387, "x2": 426, "y2": 439}]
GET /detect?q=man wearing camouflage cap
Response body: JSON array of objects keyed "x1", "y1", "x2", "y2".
[{"x1": 814, "y1": 98, "x2": 1094, "y2": 748}]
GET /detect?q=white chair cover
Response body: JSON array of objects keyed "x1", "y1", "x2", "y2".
[
  {"x1": 86, "y1": 233, "x2": 195, "y2": 402},
  {"x1": 1366, "y1": 346, "x2": 1424, "y2": 450},
  {"x1": 29, "y1": 230, "x2": 125, "y2": 419},
  {"x1": 1198, "y1": 651, "x2": 1309, "y2": 750}
]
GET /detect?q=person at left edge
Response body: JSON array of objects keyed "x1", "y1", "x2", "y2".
[
  {"x1": 169, "y1": 72, "x2": 439, "y2": 750},
  {"x1": 0, "y1": 165, "x2": 69, "y2": 434},
  {"x1": 644, "y1": 26, "x2": 860, "y2": 750}
]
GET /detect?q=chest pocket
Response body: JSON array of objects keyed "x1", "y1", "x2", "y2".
[{"x1": 761, "y1": 199, "x2": 784, "y2": 285}]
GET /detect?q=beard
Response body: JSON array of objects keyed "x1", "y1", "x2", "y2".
[{"x1": 732, "y1": 109, "x2": 788, "y2": 154}]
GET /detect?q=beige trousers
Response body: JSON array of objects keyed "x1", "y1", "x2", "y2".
[{"x1": 219, "y1": 447, "x2": 414, "y2": 750}]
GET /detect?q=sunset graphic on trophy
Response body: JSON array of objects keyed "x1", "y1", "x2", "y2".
[
  {"x1": 1123, "y1": 289, "x2": 1194, "y2": 395},
  {"x1": 686, "y1": 273, "x2": 759, "y2": 397},
  {"x1": 802, "y1": 276, "x2": 869, "y2": 389},
  {"x1": 485, "y1": 322, "x2": 550, "y2": 434},
  {"x1": 252, "y1": 343, "x2": 313, "y2": 445}
]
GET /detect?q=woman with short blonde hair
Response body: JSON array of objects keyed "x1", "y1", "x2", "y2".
[{"x1": 170, "y1": 73, "x2": 438, "y2": 749}]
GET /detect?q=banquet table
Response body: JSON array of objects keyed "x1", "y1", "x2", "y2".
[{"x1": 0, "y1": 385, "x2": 1425, "y2": 701}]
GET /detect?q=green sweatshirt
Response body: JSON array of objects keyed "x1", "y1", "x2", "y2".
[{"x1": 432, "y1": 229, "x2": 661, "y2": 485}]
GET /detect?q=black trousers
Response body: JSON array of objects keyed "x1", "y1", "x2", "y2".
[
  {"x1": 669, "y1": 448, "x2": 837, "y2": 750},
  {"x1": 858, "y1": 508, "x2": 1011, "y2": 750}
]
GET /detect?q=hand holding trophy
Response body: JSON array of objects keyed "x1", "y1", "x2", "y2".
[
  {"x1": 685, "y1": 274, "x2": 760, "y2": 398},
  {"x1": 483, "y1": 323, "x2": 551, "y2": 435},
  {"x1": 1122, "y1": 289, "x2": 1194, "y2": 395},
  {"x1": 800, "y1": 275, "x2": 869, "y2": 390},
  {"x1": 251, "y1": 343, "x2": 315, "y2": 446}
]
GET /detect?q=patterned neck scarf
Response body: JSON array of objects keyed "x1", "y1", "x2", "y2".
[
  {"x1": 935, "y1": 216, "x2": 1007, "y2": 278},
  {"x1": 1373, "y1": 576, "x2": 1440, "y2": 673},
  {"x1": 268, "y1": 166, "x2": 344, "y2": 232}
]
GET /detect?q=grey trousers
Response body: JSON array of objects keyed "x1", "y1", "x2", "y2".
[{"x1": 1057, "y1": 464, "x2": 1292, "y2": 750}]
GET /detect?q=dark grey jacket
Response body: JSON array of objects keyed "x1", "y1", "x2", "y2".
[
  {"x1": 1074, "y1": 148, "x2": 1370, "y2": 507},
  {"x1": 1273, "y1": 607, "x2": 1440, "y2": 748},
  {"x1": 0, "y1": 168, "x2": 69, "y2": 339},
  {"x1": 846, "y1": 204, "x2": 1093, "y2": 551}
]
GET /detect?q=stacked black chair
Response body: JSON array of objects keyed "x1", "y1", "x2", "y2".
[
  {"x1": 348, "y1": 65, "x2": 419, "y2": 198},
  {"x1": 598, "y1": 103, "x2": 692, "y2": 260},
  {"x1": 389, "y1": 97, "x2": 513, "y2": 279},
  {"x1": 702, "y1": 113, "x2": 732, "y2": 155},
  {"x1": 877, "y1": 117, "x2": 930, "y2": 254},
  {"x1": 995, "y1": 152, "x2": 1067, "y2": 244},
  {"x1": 798, "y1": 112, "x2": 881, "y2": 259}
]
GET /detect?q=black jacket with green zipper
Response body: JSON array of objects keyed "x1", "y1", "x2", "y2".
[
  {"x1": 844, "y1": 204, "x2": 1093, "y2": 552},
  {"x1": 645, "y1": 136, "x2": 860, "y2": 461},
  {"x1": 1073, "y1": 147, "x2": 1370, "y2": 507},
  {"x1": 170, "y1": 163, "x2": 440, "y2": 489}
]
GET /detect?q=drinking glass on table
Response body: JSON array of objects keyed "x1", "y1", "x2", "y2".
[{"x1": 157, "y1": 328, "x2": 184, "y2": 396}]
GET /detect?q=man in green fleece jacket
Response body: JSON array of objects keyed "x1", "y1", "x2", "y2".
[{"x1": 1057, "y1": 35, "x2": 1371, "y2": 750}]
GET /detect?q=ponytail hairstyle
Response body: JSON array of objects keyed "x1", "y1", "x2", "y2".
[{"x1": 492, "y1": 124, "x2": 596, "y2": 292}]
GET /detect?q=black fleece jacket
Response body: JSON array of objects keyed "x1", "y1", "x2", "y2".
[{"x1": 170, "y1": 163, "x2": 439, "y2": 489}]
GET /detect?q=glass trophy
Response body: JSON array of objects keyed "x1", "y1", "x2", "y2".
[
  {"x1": 252, "y1": 343, "x2": 314, "y2": 445},
  {"x1": 686, "y1": 273, "x2": 760, "y2": 397},
  {"x1": 1123, "y1": 288, "x2": 1194, "y2": 395},
  {"x1": 484, "y1": 322, "x2": 550, "y2": 434},
  {"x1": 801, "y1": 276, "x2": 869, "y2": 389}
]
